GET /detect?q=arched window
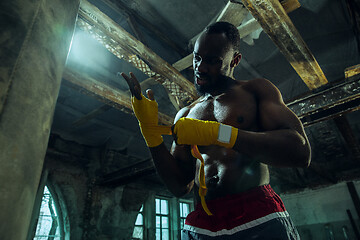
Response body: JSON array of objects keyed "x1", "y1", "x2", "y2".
[{"x1": 33, "y1": 186, "x2": 62, "y2": 240}]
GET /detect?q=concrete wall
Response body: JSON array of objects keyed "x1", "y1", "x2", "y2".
[
  {"x1": 0, "y1": 0, "x2": 80, "y2": 239},
  {"x1": 280, "y1": 181, "x2": 360, "y2": 240}
]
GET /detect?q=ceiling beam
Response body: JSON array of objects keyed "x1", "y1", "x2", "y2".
[
  {"x1": 173, "y1": 0, "x2": 301, "y2": 73},
  {"x1": 345, "y1": 64, "x2": 360, "y2": 79},
  {"x1": 62, "y1": 66, "x2": 174, "y2": 125},
  {"x1": 63, "y1": 66, "x2": 360, "y2": 129},
  {"x1": 217, "y1": 0, "x2": 249, "y2": 25},
  {"x1": 78, "y1": 0, "x2": 197, "y2": 101},
  {"x1": 241, "y1": 0, "x2": 328, "y2": 89},
  {"x1": 287, "y1": 74, "x2": 360, "y2": 126}
]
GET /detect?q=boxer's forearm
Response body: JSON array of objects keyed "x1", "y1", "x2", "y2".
[
  {"x1": 233, "y1": 128, "x2": 311, "y2": 168},
  {"x1": 149, "y1": 143, "x2": 195, "y2": 197}
]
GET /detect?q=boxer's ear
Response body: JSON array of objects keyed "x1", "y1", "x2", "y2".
[{"x1": 230, "y1": 52, "x2": 242, "y2": 68}]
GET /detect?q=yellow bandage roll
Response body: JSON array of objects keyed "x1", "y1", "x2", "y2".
[
  {"x1": 191, "y1": 145, "x2": 213, "y2": 216},
  {"x1": 174, "y1": 118, "x2": 238, "y2": 148},
  {"x1": 131, "y1": 94, "x2": 172, "y2": 147}
]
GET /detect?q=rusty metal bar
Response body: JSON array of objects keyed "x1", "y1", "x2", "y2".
[{"x1": 241, "y1": 0, "x2": 328, "y2": 89}]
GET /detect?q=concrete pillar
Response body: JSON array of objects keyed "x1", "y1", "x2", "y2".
[{"x1": 0, "y1": 0, "x2": 80, "y2": 239}]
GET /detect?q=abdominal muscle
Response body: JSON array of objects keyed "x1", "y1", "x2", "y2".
[
  {"x1": 184, "y1": 82, "x2": 270, "y2": 203},
  {"x1": 193, "y1": 145, "x2": 270, "y2": 203}
]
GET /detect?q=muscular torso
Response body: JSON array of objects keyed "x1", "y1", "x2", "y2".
[{"x1": 178, "y1": 81, "x2": 270, "y2": 202}]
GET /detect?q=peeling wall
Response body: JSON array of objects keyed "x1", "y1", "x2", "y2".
[{"x1": 44, "y1": 135, "x2": 150, "y2": 240}]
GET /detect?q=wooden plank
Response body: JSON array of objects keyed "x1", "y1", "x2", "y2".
[
  {"x1": 241, "y1": 0, "x2": 328, "y2": 89},
  {"x1": 216, "y1": 1, "x2": 248, "y2": 26},
  {"x1": 62, "y1": 66, "x2": 174, "y2": 125},
  {"x1": 173, "y1": 0, "x2": 302, "y2": 72},
  {"x1": 172, "y1": 54, "x2": 193, "y2": 72},
  {"x1": 78, "y1": 0, "x2": 197, "y2": 100},
  {"x1": 345, "y1": 64, "x2": 360, "y2": 78},
  {"x1": 287, "y1": 75, "x2": 360, "y2": 126},
  {"x1": 280, "y1": 0, "x2": 301, "y2": 13}
]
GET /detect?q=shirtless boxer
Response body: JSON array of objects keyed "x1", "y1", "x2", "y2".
[{"x1": 121, "y1": 22, "x2": 311, "y2": 239}]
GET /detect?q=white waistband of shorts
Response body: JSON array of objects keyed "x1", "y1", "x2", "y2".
[{"x1": 183, "y1": 211, "x2": 289, "y2": 237}]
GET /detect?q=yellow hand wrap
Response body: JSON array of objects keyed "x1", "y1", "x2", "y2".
[
  {"x1": 131, "y1": 94, "x2": 172, "y2": 147},
  {"x1": 191, "y1": 145, "x2": 213, "y2": 216},
  {"x1": 173, "y1": 118, "x2": 238, "y2": 148}
]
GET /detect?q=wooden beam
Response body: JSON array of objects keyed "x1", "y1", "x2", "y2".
[
  {"x1": 241, "y1": 0, "x2": 328, "y2": 89},
  {"x1": 287, "y1": 75, "x2": 360, "y2": 126},
  {"x1": 280, "y1": 0, "x2": 301, "y2": 13},
  {"x1": 64, "y1": 65, "x2": 359, "y2": 129},
  {"x1": 345, "y1": 64, "x2": 360, "y2": 79},
  {"x1": 172, "y1": 54, "x2": 193, "y2": 72},
  {"x1": 173, "y1": 0, "x2": 302, "y2": 72},
  {"x1": 217, "y1": 1, "x2": 248, "y2": 25},
  {"x1": 62, "y1": 66, "x2": 174, "y2": 125},
  {"x1": 78, "y1": 0, "x2": 197, "y2": 100}
]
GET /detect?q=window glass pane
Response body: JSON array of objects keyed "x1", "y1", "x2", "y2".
[
  {"x1": 180, "y1": 203, "x2": 183, "y2": 217},
  {"x1": 34, "y1": 186, "x2": 61, "y2": 240},
  {"x1": 139, "y1": 205, "x2": 143, "y2": 213},
  {"x1": 162, "y1": 229, "x2": 169, "y2": 240},
  {"x1": 135, "y1": 213, "x2": 143, "y2": 226},
  {"x1": 156, "y1": 199, "x2": 160, "y2": 214},
  {"x1": 161, "y1": 216, "x2": 168, "y2": 229},
  {"x1": 161, "y1": 199, "x2": 168, "y2": 215},
  {"x1": 183, "y1": 203, "x2": 190, "y2": 217},
  {"x1": 156, "y1": 216, "x2": 161, "y2": 228},
  {"x1": 132, "y1": 226, "x2": 143, "y2": 239},
  {"x1": 156, "y1": 229, "x2": 161, "y2": 240},
  {"x1": 181, "y1": 219, "x2": 185, "y2": 229}
]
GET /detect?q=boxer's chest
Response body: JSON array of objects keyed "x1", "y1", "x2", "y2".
[{"x1": 186, "y1": 89, "x2": 259, "y2": 130}]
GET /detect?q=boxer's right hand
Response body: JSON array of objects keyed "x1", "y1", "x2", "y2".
[{"x1": 120, "y1": 72, "x2": 168, "y2": 147}]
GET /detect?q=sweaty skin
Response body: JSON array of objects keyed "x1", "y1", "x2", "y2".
[
  {"x1": 173, "y1": 81, "x2": 270, "y2": 202},
  {"x1": 121, "y1": 31, "x2": 311, "y2": 206}
]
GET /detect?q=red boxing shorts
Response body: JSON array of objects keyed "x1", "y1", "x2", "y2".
[{"x1": 182, "y1": 185, "x2": 300, "y2": 239}]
